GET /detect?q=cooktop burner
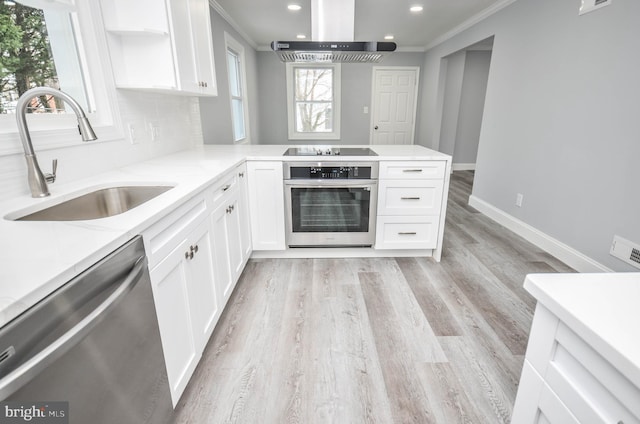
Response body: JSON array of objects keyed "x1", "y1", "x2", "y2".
[{"x1": 283, "y1": 147, "x2": 378, "y2": 156}]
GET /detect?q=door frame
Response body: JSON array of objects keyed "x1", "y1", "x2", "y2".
[{"x1": 369, "y1": 66, "x2": 420, "y2": 145}]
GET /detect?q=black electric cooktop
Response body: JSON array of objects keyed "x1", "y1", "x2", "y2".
[{"x1": 283, "y1": 147, "x2": 378, "y2": 157}]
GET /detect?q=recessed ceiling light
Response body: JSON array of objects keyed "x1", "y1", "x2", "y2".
[
  {"x1": 287, "y1": 4, "x2": 302, "y2": 11},
  {"x1": 384, "y1": 35, "x2": 394, "y2": 40},
  {"x1": 410, "y1": 5, "x2": 423, "y2": 12},
  {"x1": 296, "y1": 34, "x2": 306, "y2": 39}
]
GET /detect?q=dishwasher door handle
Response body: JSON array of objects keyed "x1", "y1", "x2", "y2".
[{"x1": 0, "y1": 257, "x2": 147, "y2": 399}]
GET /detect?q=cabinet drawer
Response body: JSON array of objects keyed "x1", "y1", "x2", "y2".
[
  {"x1": 544, "y1": 324, "x2": 640, "y2": 424},
  {"x1": 378, "y1": 180, "x2": 444, "y2": 216},
  {"x1": 379, "y1": 161, "x2": 446, "y2": 179},
  {"x1": 210, "y1": 170, "x2": 238, "y2": 204},
  {"x1": 143, "y1": 192, "x2": 209, "y2": 269},
  {"x1": 375, "y1": 216, "x2": 439, "y2": 249}
]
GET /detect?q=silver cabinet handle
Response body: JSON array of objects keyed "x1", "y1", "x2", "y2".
[
  {"x1": 398, "y1": 232, "x2": 417, "y2": 235},
  {"x1": 185, "y1": 251, "x2": 194, "y2": 260},
  {"x1": 401, "y1": 197, "x2": 421, "y2": 200},
  {"x1": 190, "y1": 244, "x2": 198, "y2": 254},
  {"x1": 222, "y1": 184, "x2": 231, "y2": 191},
  {"x1": 403, "y1": 169, "x2": 423, "y2": 173},
  {"x1": 238, "y1": 172, "x2": 244, "y2": 178},
  {"x1": 0, "y1": 257, "x2": 146, "y2": 399}
]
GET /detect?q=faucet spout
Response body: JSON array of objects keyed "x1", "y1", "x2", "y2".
[{"x1": 16, "y1": 87, "x2": 97, "y2": 198}]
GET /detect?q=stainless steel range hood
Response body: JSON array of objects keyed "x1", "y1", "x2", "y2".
[
  {"x1": 271, "y1": 41, "x2": 397, "y2": 63},
  {"x1": 271, "y1": 0, "x2": 396, "y2": 63}
]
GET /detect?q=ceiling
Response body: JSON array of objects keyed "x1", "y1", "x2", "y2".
[{"x1": 212, "y1": 0, "x2": 510, "y2": 51}]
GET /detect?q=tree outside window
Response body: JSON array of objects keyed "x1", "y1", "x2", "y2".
[
  {"x1": 0, "y1": 0, "x2": 61, "y2": 114},
  {"x1": 286, "y1": 63, "x2": 341, "y2": 140}
]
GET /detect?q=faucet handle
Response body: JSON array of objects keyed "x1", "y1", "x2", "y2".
[{"x1": 45, "y1": 159, "x2": 58, "y2": 184}]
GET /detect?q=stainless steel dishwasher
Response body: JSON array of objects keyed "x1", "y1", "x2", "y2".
[{"x1": 0, "y1": 236, "x2": 173, "y2": 424}]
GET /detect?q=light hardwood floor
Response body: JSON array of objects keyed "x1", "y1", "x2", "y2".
[{"x1": 173, "y1": 171, "x2": 573, "y2": 424}]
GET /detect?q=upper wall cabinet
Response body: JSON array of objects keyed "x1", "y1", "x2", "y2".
[{"x1": 99, "y1": 0, "x2": 217, "y2": 96}]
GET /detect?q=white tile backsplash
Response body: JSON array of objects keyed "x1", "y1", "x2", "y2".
[{"x1": 0, "y1": 91, "x2": 202, "y2": 199}]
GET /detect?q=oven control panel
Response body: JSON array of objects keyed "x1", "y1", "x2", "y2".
[{"x1": 285, "y1": 162, "x2": 378, "y2": 180}]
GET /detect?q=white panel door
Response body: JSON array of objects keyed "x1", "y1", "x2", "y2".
[{"x1": 370, "y1": 67, "x2": 419, "y2": 145}]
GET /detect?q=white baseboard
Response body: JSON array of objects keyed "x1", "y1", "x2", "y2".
[
  {"x1": 468, "y1": 195, "x2": 612, "y2": 273},
  {"x1": 452, "y1": 163, "x2": 476, "y2": 171}
]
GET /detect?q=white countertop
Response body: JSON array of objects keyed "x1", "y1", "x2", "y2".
[
  {"x1": 524, "y1": 272, "x2": 640, "y2": 389},
  {"x1": 0, "y1": 144, "x2": 450, "y2": 327}
]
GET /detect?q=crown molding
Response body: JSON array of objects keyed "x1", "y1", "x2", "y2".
[
  {"x1": 209, "y1": 0, "x2": 259, "y2": 50},
  {"x1": 424, "y1": 0, "x2": 519, "y2": 51}
]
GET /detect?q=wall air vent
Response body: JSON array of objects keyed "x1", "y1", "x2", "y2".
[
  {"x1": 579, "y1": 0, "x2": 612, "y2": 15},
  {"x1": 610, "y1": 235, "x2": 640, "y2": 269}
]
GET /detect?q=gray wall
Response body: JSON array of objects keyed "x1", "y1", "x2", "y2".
[
  {"x1": 201, "y1": 8, "x2": 260, "y2": 145},
  {"x1": 419, "y1": 0, "x2": 640, "y2": 271},
  {"x1": 454, "y1": 50, "x2": 491, "y2": 164},
  {"x1": 438, "y1": 51, "x2": 466, "y2": 157},
  {"x1": 257, "y1": 52, "x2": 426, "y2": 145}
]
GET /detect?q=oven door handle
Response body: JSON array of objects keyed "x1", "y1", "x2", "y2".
[{"x1": 284, "y1": 180, "x2": 377, "y2": 187}]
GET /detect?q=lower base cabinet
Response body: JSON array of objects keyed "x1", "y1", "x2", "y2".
[
  {"x1": 148, "y1": 218, "x2": 218, "y2": 405},
  {"x1": 145, "y1": 163, "x2": 252, "y2": 407},
  {"x1": 512, "y1": 302, "x2": 640, "y2": 424}
]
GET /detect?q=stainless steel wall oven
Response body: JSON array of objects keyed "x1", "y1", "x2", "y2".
[{"x1": 284, "y1": 162, "x2": 378, "y2": 247}]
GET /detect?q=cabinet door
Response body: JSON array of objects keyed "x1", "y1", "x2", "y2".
[
  {"x1": 167, "y1": 0, "x2": 199, "y2": 93},
  {"x1": 226, "y1": 196, "x2": 244, "y2": 284},
  {"x1": 189, "y1": 0, "x2": 217, "y2": 95},
  {"x1": 246, "y1": 161, "x2": 286, "y2": 250},
  {"x1": 237, "y1": 166, "x2": 252, "y2": 264},
  {"x1": 185, "y1": 219, "x2": 220, "y2": 352},
  {"x1": 210, "y1": 203, "x2": 234, "y2": 305},
  {"x1": 149, "y1": 239, "x2": 200, "y2": 406}
]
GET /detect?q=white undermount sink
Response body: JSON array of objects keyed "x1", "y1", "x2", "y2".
[{"x1": 6, "y1": 185, "x2": 174, "y2": 221}]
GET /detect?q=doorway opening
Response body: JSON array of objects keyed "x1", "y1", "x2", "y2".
[{"x1": 435, "y1": 36, "x2": 493, "y2": 179}]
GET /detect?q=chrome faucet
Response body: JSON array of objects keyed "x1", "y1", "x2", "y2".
[{"x1": 16, "y1": 87, "x2": 98, "y2": 198}]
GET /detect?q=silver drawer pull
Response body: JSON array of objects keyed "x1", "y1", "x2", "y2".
[
  {"x1": 222, "y1": 184, "x2": 231, "y2": 191},
  {"x1": 398, "y1": 232, "x2": 417, "y2": 235},
  {"x1": 403, "y1": 169, "x2": 423, "y2": 173},
  {"x1": 401, "y1": 197, "x2": 421, "y2": 200}
]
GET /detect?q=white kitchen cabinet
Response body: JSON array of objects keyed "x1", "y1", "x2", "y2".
[
  {"x1": 99, "y1": 0, "x2": 217, "y2": 95},
  {"x1": 512, "y1": 298, "x2": 640, "y2": 424},
  {"x1": 246, "y1": 161, "x2": 286, "y2": 251},
  {"x1": 375, "y1": 161, "x2": 447, "y2": 254},
  {"x1": 236, "y1": 164, "x2": 253, "y2": 262},
  {"x1": 148, "y1": 217, "x2": 219, "y2": 406},
  {"x1": 210, "y1": 167, "x2": 250, "y2": 303},
  {"x1": 210, "y1": 201, "x2": 233, "y2": 305}
]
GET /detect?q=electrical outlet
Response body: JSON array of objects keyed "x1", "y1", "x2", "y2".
[
  {"x1": 515, "y1": 193, "x2": 524, "y2": 207},
  {"x1": 127, "y1": 123, "x2": 137, "y2": 144},
  {"x1": 148, "y1": 121, "x2": 160, "y2": 142}
]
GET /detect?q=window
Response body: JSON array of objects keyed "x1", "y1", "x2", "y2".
[
  {"x1": 1, "y1": 0, "x2": 92, "y2": 114},
  {"x1": 286, "y1": 63, "x2": 341, "y2": 140},
  {"x1": 225, "y1": 33, "x2": 249, "y2": 144},
  {"x1": 0, "y1": 0, "x2": 119, "y2": 156}
]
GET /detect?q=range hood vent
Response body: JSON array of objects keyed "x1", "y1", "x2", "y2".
[{"x1": 271, "y1": 41, "x2": 397, "y2": 63}]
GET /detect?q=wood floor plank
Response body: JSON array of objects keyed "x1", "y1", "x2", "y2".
[
  {"x1": 440, "y1": 246, "x2": 532, "y2": 355},
  {"x1": 438, "y1": 336, "x2": 516, "y2": 424},
  {"x1": 396, "y1": 257, "x2": 461, "y2": 337},
  {"x1": 359, "y1": 271, "x2": 437, "y2": 424}
]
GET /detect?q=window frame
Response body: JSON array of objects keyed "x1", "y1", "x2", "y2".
[
  {"x1": 0, "y1": 0, "x2": 122, "y2": 157},
  {"x1": 224, "y1": 32, "x2": 250, "y2": 145},
  {"x1": 286, "y1": 62, "x2": 341, "y2": 141}
]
